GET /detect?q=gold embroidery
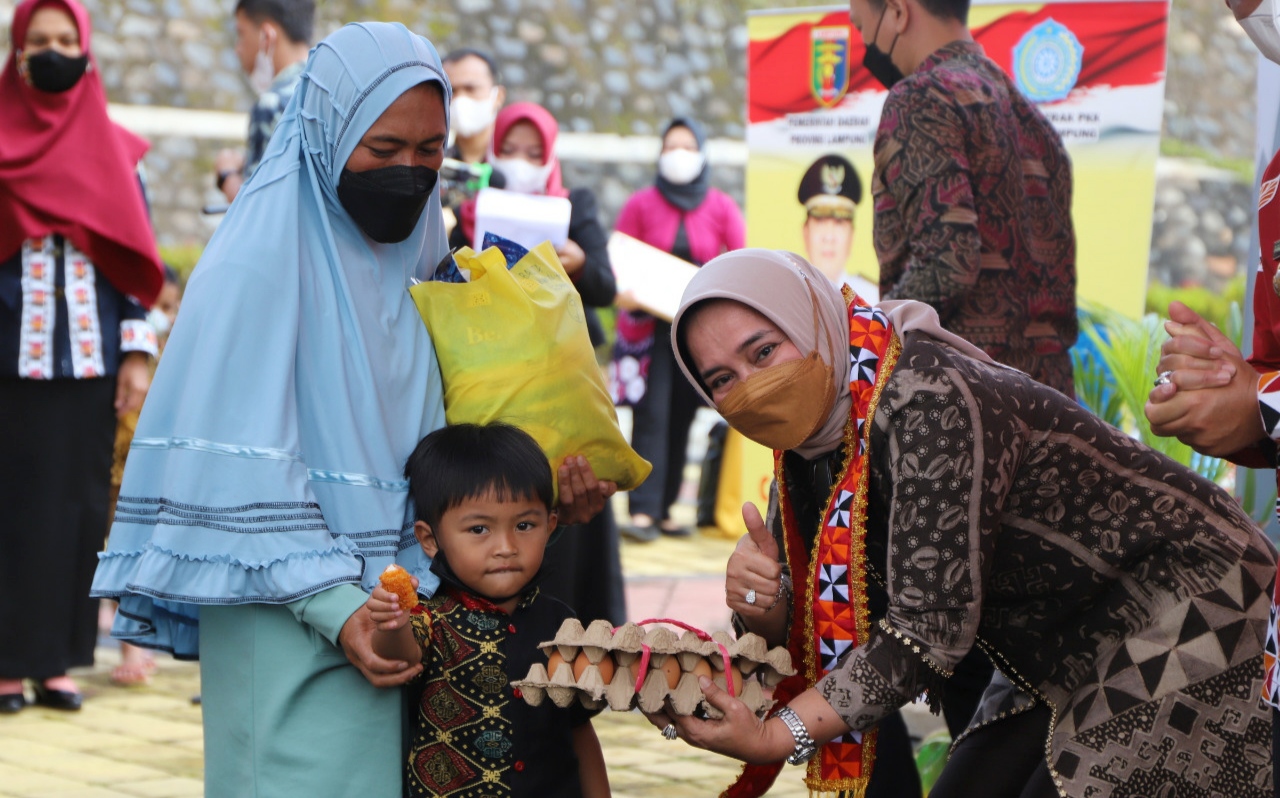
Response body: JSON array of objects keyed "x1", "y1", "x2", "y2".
[
  {"x1": 876, "y1": 617, "x2": 954, "y2": 679},
  {"x1": 975, "y1": 638, "x2": 1066, "y2": 798},
  {"x1": 797, "y1": 332, "x2": 901, "y2": 795}
]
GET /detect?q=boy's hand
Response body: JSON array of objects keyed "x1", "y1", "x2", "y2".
[{"x1": 367, "y1": 586, "x2": 412, "y2": 631}]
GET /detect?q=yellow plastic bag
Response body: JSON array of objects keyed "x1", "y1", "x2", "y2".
[{"x1": 410, "y1": 241, "x2": 651, "y2": 495}]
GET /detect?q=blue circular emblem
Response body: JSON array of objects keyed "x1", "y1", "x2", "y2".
[{"x1": 1013, "y1": 19, "x2": 1084, "y2": 103}]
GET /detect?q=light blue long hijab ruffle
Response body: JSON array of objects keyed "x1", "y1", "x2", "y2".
[{"x1": 91, "y1": 22, "x2": 451, "y2": 658}]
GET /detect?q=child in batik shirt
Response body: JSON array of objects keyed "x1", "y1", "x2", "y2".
[{"x1": 366, "y1": 423, "x2": 610, "y2": 798}]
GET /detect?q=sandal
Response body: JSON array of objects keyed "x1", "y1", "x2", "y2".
[
  {"x1": 110, "y1": 653, "x2": 157, "y2": 686},
  {"x1": 620, "y1": 522, "x2": 660, "y2": 543},
  {"x1": 659, "y1": 522, "x2": 693, "y2": 538}
]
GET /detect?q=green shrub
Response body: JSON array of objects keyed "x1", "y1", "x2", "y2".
[
  {"x1": 1072, "y1": 302, "x2": 1229, "y2": 485},
  {"x1": 1144, "y1": 276, "x2": 1247, "y2": 336}
]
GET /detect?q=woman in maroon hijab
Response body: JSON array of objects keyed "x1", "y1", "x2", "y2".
[{"x1": 0, "y1": 0, "x2": 164, "y2": 713}]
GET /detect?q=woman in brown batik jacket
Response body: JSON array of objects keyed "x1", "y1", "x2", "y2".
[{"x1": 646, "y1": 248, "x2": 1275, "y2": 798}]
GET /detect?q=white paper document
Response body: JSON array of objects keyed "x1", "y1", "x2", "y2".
[
  {"x1": 607, "y1": 232, "x2": 701, "y2": 322},
  {"x1": 472, "y1": 188, "x2": 572, "y2": 251}
]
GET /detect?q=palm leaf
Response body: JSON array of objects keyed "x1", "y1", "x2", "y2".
[{"x1": 1072, "y1": 303, "x2": 1228, "y2": 484}]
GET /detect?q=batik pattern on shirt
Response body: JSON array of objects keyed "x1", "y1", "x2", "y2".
[
  {"x1": 407, "y1": 586, "x2": 593, "y2": 798},
  {"x1": 873, "y1": 41, "x2": 1076, "y2": 395},
  {"x1": 761, "y1": 334, "x2": 1274, "y2": 797},
  {"x1": 244, "y1": 61, "x2": 304, "y2": 180}
]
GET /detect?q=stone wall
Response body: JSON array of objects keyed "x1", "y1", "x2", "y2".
[
  {"x1": 1150, "y1": 162, "x2": 1254, "y2": 293},
  {"x1": 0, "y1": 0, "x2": 750, "y2": 244},
  {"x1": 1153, "y1": 0, "x2": 1258, "y2": 293},
  {"x1": 1, "y1": 0, "x2": 748, "y2": 135},
  {"x1": 1164, "y1": 0, "x2": 1257, "y2": 163}
]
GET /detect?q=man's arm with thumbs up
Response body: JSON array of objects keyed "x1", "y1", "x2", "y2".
[{"x1": 726, "y1": 500, "x2": 789, "y2": 647}]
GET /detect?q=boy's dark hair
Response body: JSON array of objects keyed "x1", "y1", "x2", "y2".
[
  {"x1": 162, "y1": 264, "x2": 181, "y2": 286},
  {"x1": 234, "y1": 0, "x2": 315, "y2": 44},
  {"x1": 405, "y1": 423, "x2": 553, "y2": 531},
  {"x1": 867, "y1": 0, "x2": 969, "y2": 24},
  {"x1": 442, "y1": 47, "x2": 501, "y2": 85}
]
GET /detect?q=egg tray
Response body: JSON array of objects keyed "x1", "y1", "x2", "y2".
[{"x1": 510, "y1": 618, "x2": 796, "y2": 719}]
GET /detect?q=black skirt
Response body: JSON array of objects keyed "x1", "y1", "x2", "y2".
[
  {"x1": 540, "y1": 505, "x2": 627, "y2": 628},
  {"x1": 0, "y1": 377, "x2": 116, "y2": 679}
]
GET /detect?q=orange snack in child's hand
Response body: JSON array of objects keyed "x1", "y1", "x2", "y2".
[{"x1": 379, "y1": 564, "x2": 419, "y2": 611}]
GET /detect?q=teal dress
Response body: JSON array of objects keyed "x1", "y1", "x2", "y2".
[{"x1": 202, "y1": 592, "x2": 400, "y2": 798}]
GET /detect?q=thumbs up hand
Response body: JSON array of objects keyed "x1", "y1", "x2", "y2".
[
  {"x1": 743, "y1": 503, "x2": 778, "y2": 560},
  {"x1": 726, "y1": 503, "x2": 785, "y2": 617}
]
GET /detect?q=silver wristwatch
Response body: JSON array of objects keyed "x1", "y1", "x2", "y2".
[{"x1": 775, "y1": 706, "x2": 818, "y2": 765}]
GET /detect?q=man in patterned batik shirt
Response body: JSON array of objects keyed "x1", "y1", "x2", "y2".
[
  {"x1": 213, "y1": 0, "x2": 314, "y2": 203},
  {"x1": 852, "y1": 0, "x2": 1077, "y2": 397},
  {"x1": 1146, "y1": 2, "x2": 1280, "y2": 791}
]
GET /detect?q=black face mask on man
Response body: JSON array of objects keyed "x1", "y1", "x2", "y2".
[
  {"x1": 862, "y1": 5, "x2": 905, "y2": 90},
  {"x1": 25, "y1": 49, "x2": 90, "y2": 94},
  {"x1": 337, "y1": 164, "x2": 438, "y2": 244}
]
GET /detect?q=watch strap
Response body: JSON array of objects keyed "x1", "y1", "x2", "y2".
[{"x1": 776, "y1": 706, "x2": 817, "y2": 765}]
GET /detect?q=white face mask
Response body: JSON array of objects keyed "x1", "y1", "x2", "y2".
[
  {"x1": 451, "y1": 91, "x2": 497, "y2": 138},
  {"x1": 147, "y1": 306, "x2": 172, "y2": 337},
  {"x1": 492, "y1": 157, "x2": 554, "y2": 195},
  {"x1": 1242, "y1": 0, "x2": 1280, "y2": 65},
  {"x1": 658, "y1": 149, "x2": 706, "y2": 185},
  {"x1": 248, "y1": 33, "x2": 275, "y2": 95}
]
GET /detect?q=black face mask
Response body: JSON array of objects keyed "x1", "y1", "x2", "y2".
[
  {"x1": 427, "y1": 546, "x2": 545, "y2": 606},
  {"x1": 25, "y1": 49, "x2": 89, "y2": 94},
  {"x1": 337, "y1": 164, "x2": 438, "y2": 244},
  {"x1": 862, "y1": 6, "x2": 905, "y2": 90}
]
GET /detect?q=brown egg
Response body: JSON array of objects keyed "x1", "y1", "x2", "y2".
[
  {"x1": 573, "y1": 650, "x2": 592, "y2": 681},
  {"x1": 547, "y1": 650, "x2": 567, "y2": 678},
  {"x1": 660, "y1": 656, "x2": 682, "y2": 689},
  {"x1": 716, "y1": 665, "x2": 744, "y2": 695},
  {"x1": 597, "y1": 653, "x2": 616, "y2": 685},
  {"x1": 729, "y1": 665, "x2": 743, "y2": 695},
  {"x1": 691, "y1": 659, "x2": 713, "y2": 681}
]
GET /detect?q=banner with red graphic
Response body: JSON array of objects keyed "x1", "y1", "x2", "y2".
[
  {"x1": 746, "y1": 0, "x2": 1169, "y2": 316},
  {"x1": 723, "y1": 2, "x2": 1170, "y2": 537}
]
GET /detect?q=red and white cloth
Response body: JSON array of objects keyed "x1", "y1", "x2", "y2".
[
  {"x1": 1247, "y1": 150, "x2": 1280, "y2": 709},
  {"x1": 16, "y1": 236, "x2": 157, "y2": 379}
]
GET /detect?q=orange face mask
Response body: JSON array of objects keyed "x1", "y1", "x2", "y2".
[{"x1": 716, "y1": 348, "x2": 837, "y2": 451}]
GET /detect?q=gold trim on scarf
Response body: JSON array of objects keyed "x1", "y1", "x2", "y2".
[{"x1": 784, "y1": 332, "x2": 900, "y2": 797}]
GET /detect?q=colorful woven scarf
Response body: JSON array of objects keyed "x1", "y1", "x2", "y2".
[{"x1": 723, "y1": 292, "x2": 899, "y2": 798}]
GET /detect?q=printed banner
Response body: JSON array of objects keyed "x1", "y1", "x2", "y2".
[
  {"x1": 725, "y1": 1, "x2": 1170, "y2": 526},
  {"x1": 746, "y1": 0, "x2": 1168, "y2": 314}
]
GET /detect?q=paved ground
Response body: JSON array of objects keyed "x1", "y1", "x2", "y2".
[
  {"x1": 0, "y1": 530, "x2": 824, "y2": 798},
  {"x1": 0, "y1": 416, "x2": 941, "y2": 796}
]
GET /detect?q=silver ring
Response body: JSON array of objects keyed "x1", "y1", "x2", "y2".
[
  {"x1": 745, "y1": 589, "x2": 757, "y2": 606},
  {"x1": 1154, "y1": 370, "x2": 1173, "y2": 387},
  {"x1": 662, "y1": 723, "x2": 678, "y2": 740}
]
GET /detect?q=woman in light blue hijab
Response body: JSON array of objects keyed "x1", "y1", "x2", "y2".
[{"x1": 92, "y1": 22, "x2": 454, "y2": 797}]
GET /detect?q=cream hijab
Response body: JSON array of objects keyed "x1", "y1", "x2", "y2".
[{"x1": 671, "y1": 249, "x2": 994, "y2": 460}]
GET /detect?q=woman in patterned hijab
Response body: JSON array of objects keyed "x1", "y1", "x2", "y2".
[{"x1": 653, "y1": 249, "x2": 1276, "y2": 798}]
